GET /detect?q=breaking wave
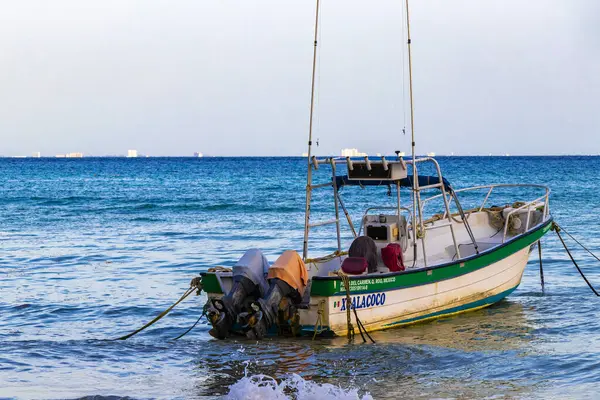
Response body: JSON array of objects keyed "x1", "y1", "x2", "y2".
[{"x1": 225, "y1": 373, "x2": 373, "y2": 400}]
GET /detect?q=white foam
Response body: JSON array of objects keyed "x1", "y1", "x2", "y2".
[{"x1": 225, "y1": 373, "x2": 373, "y2": 400}]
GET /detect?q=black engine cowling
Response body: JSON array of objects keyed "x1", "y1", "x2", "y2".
[
  {"x1": 240, "y1": 250, "x2": 308, "y2": 339},
  {"x1": 205, "y1": 249, "x2": 269, "y2": 339}
]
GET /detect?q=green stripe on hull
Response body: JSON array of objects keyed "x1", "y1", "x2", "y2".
[
  {"x1": 309, "y1": 219, "x2": 552, "y2": 296},
  {"x1": 201, "y1": 273, "x2": 225, "y2": 294},
  {"x1": 200, "y1": 219, "x2": 552, "y2": 296}
]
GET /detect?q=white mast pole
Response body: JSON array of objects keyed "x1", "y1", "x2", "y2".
[
  {"x1": 405, "y1": 0, "x2": 419, "y2": 260},
  {"x1": 303, "y1": 0, "x2": 321, "y2": 260},
  {"x1": 405, "y1": 0, "x2": 415, "y2": 162}
]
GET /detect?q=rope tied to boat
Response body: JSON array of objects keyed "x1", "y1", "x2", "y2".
[
  {"x1": 207, "y1": 266, "x2": 232, "y2": 273},
  {"x1": 112, "y1": 277, "x2": 203, "y2": 341},
  {"x1": 335, "y1": 270, "x2": 375, "y2": 344},
  {"x1": 172, "y1": 304, "x2": 208, "y2": 341},
  {"x1": 485, "y1": 206, "x2": 523, "y2": 236},
  {"x1": 336, "y1": 270, "x2": 355, "y2": 340},
  {"x1": 305, "y1": 250, "x2": 348, "y2": 265},
  {"x1": 552, "y1": 222, "x2": 600, "y2": 296},
  {"x1": 555, "y1": 224, "x2": 600, "y2": 264},
  {"x1": 312, "y1": 299, "x2": 326, "y2": 340}
]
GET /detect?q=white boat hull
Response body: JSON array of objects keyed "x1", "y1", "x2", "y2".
[
  {"x1": 298, "y1": 220, "x2": 552, "y2": 336},
  {"x1": 304, "y1": 246, "x2": 530, "y2": 336}
]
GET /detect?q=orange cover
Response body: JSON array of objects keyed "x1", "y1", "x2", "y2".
[{"x1": 267, "y1": 250, "x2": 309, "y2": 296}]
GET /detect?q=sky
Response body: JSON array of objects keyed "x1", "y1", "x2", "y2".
[{"x1": 0, "y1": 0, "x2": 598, "y2": 157}]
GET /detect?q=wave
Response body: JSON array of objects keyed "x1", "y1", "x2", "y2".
[{"x1": 226, "y1": 373, "x2": 373, "y2": 400}]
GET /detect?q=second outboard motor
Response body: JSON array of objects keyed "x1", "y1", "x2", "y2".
[
  {"x1": 241, "y1": 250, "x2": 308, "y2": 339},
  {"x1": 206, "y1": 249, "x2": 269, "y2": 339}
]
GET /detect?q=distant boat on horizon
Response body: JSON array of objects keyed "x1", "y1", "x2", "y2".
[{"x1": 341, "y1": 148, "x2": 367, "y2": 157}]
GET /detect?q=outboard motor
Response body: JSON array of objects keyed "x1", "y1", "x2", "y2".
[
  {"x1": 206, "y1": 249, "x2": 269, "y2": 339},
  {"x1": 240, "y1": 250, "x2": 308, "y2": 339}
]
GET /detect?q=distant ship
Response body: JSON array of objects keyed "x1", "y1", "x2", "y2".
[
  {"x1": 194, "y1": 152, "x2": 204, "y2": 158},
  {"x1": 341, "y1": 148, "x2": 367, "y2": 157},
  {"x1": 427, "y1": 152, "x2": 435, "y2": 157}
]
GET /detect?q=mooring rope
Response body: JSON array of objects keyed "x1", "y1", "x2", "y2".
[
  {"x1": 112, "y1": 278, "x2": 203, "y2": 341},
  {"x1": 336, "y1": 271, "x2": 355, "y2": 340},
  {"x1": 354, "y1": 311, "x2": 375, "y2": 344},
  {"x1": 351, "y1": 302, "x2": 367, "y2": 343},
  {"x1": 172, "y1": 308, "x2": 206, "y2": 341},
  {"x1": 312, "y1": 299, "x2": 326, "y2": 340},
  {"x1": 557, "y1": 225, "x2": 600, "y2": 264},
  {"x1": 335, "y1": 270, "x2": 375, "y2": 344},
  {"x1": 552, "y1": 223, "x2": 600, "y2": 296}
]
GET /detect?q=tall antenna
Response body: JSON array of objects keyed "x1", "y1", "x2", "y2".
[
  {"x1": 302, "y1": 0, "x2": 321, "y2": 260},
  {"x1": 405, "y1": 0, "x2": 419, "y2": 262},
  {"x1": 405, "y1": 0, "x2": 416, "y2": 168}
]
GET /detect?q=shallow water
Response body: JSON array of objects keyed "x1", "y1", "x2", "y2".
[{"x1": 1, "y1": 156, "x2": 600, "y2": 399}]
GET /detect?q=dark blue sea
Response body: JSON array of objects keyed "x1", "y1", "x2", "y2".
[{"x1": 1, "y1": 156, "x2": 600, "y2": 399}]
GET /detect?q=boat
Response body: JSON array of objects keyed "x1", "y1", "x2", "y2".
[{"x1": 197, "y1": 0, "x2": 552, "y2": 340}]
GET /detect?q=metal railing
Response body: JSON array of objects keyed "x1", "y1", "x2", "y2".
[
  {"x1": 303, "y1": 158, "x2": 343, "y2": 260},
  {"x1": 303, "y1": 155, "x2": 550, "y2": 265},
  {"x1": 404, "y1": 157, "x2": 464, "y2": 265},
  {"x1": 420, "y1": 183, "x2": 551, "y2": 243}
]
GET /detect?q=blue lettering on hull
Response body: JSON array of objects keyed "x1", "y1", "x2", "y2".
[{"x1": 340, "y1": 293, "x2": 386, "y2": 311}]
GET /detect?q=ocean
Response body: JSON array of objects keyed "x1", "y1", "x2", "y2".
[{"x1": 1, "y1": 156, "x2": 600, "y2": 399}]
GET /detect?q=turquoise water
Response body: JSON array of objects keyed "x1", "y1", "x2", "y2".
[{"x1": 1, "y1": 156, "x2": 600, "y2": 399}]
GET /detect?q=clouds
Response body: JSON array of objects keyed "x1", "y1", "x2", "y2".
[{"x1": 0, "y1": 0, "x2": 597, "y2": 156}]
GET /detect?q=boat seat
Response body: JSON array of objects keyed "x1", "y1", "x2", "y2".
[{"x1": 341, "y1": 257, "x2": 369, "y2": 275}]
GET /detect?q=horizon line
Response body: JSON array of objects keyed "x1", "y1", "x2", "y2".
[{"x1": 2, "y1": 154, "x2": 600, "y2": 158}]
